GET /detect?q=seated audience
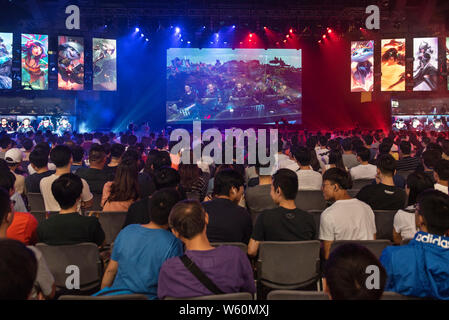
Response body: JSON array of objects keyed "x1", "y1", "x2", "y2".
[
  {"x1": 0, "y1": 134, "x2": 11, "y2": 159},
  {"x1": 124, "y1": 148, "x2": 156, "y2": 199},
  {"x1": 97, "y1": 189, "x2": 182, "y2": 299},
  {"x1": 274, "y1": 137, "x2": 299, "y2": 172},
  {"x1": 380, "y1": 190, "x2": 449, "y2": 300},
  {"x1": 27, "y1": 142, "x2": 56, "y2": 175},
  {"x1": 124, "y1": 166, "x2": 181, "y2": 227},
  {"x1": 70, "y1": 145, "x2": 85, "y2": 173},
  {"x1": 350, "y1": 147, "x2": 377, "y2": 181},
  {"x1": 76, "y1": 144, "x2": 113, "y2": 194},
  {"x1": 341, "y1": 138, "x2": 359, "y2": 169},
  {"x1": 434, "y1": 159, "x2": 449, "y2": 194},
  {"x1": 421, "y1": 149, "x2": 442, "y2": 184},
  {"x1": 319, "y1": 168, "x2": 376, "y2": 259},
  {"x1": 202, "y1": 169, "x2": 252, "y2": 244},
  {"x1": 102, "y1": 157, "x2": 139, "y2": 212},
  {"x1": 396, "y1": 140, "x2": 420, "y2": 173},
  {"x1": 5, "y1": 148, "x2": 26, "y2": 195},
  {"x1": 0, "y1": 188, "x2": 55, "y2": 300},
  {"x1": 178, "y1": 162, "x2": 209, "y2": 202},
  {"x1": 157, "y1": 200, "x2": 256, "y2": 299},
  {"x1": 248, "y1": 169, "x2": 316, "y2": 257},
  {"x1": 37, "y1": 173, "x2": 104, "y2": 246},
  {"x1": 245, "y1": 161, "x2": 277, "y2": 224},
  {"x1": 26, "y1": 148, "x2": 55, "y2": 193},
  {"x1": 40, "y1": 145, "x2": 93, "y2": 212},
  {"x1": 324, "y1": 150, "x2": 347, "y2": 173},
  {"x1": 323, "y1": 243, "x2": 387, "y2": 300},
  {"x1": 393, "y1": 172, "x2": 434, "y2": 244},
  {"x1": 292, "y1": 146, "x2": 322, "y2": 190},
  {"x1": 105, "y1": 143, "x2": 125, "y2": 174},
  {"x1": 356, "y1": 154, "x2": 406, "y2": 210}
]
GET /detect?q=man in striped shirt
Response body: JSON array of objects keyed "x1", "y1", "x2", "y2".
[{"x1": 396, "y1": 141, "x2": 420, "y2": 172}]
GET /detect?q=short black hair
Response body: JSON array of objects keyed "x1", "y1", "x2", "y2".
[
  {"x1": 51, "y1": 173, "x2": 83, "y2": 210},
  {"x1": 399, "y1": 140, "x2": 411, "y2": 155},
  {"x1": 110, "y1": 143, "x2": 125, "y2": 159},
  {"x1": 153, "y1": 151, "x2": 171, "y2": 170},
  {"x1": 88, "y1": 143, "x2": 106, "y2": 163},
  {"x1": 128, "y1": 135, "x2": 138, "y2": 146},
  {"x1": 29, "y1": 148, "x2": 49, "y2": 169},
  {"x1": 149, "y1": 188, "x2": 181, "y2": 226},
  {"x1": 293, "y1": 146, "x2": 311, "y2": 166},
  {"x1": 422, "y1": 149, "x2": 442, "y2": 169},
  {"x1": 378, "y1": 142, "x2": 391, "y2": 155},
  {"x1": 376, "y1": 154, "x2": 396, "y2": 177},
  {"x1": 362, "y1": 135, "x2": 373, "y2": 146},
  {"x1": 323, "y1": 167, "x2": 352, "y2": 190},
  {"x1": 0, "y1": 169, "x2": 15, "y2": 192},
  {"x1": 22, "y1": 138, "x2": 33, "y2": 151},
  {"x1": 154, "y1": 166, "x2": 180, "y2": 190},
  {"x1": 356, "y1": 147, "x2": 371, "y2": 162},
  {"x1": 272, "y1": 168, "x2": 298, "y2": 200},
  {"x1": 434, "y1": 159, "x2": 449, "y2": 181},
  {"x1": 0, "y1": 239, "x2": 37, "y2": 300},
  {"x1": 417, "y1": 190, "x2": 449, "y2": 236},
  {"x1": 155, "y1": 137, "x2": 168, "y2": 149},
  {"x1": 324, "y1": 243, "x2": 387, "y2": 300},
  {"x1": 0, "y1": 187, "x2": 11, "y2": 223},
  {"x1": 406, "y1": 172, "x2": 434, "y2": 206},
  {"x1": 0, "y1": 135, "x2": 11, "y2": 149},
  {"x1": 169, "y1": 200, "x2": 206, "y2": 240},
  {"x1": 213, "y1": 168, "x2": 244, "y2": 196},
  {"x1": 50, "y1": 145, "x2": 72, "y2": 168},
  {"x1": 341, "y1": 138, "x2": 352, "y2": 152},
  {"x1": 70, "y1": 145, "x2": 85, "y2": 163}
]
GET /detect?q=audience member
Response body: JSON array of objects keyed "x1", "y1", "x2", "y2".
[
  {"x1": 40, "y1": 145, "x2": 93, "y2": 212},
  {"x1": 396, "y1": 140, "x2": 420, "y2": 172},
  {"x1": 421, "y1": 149, "x2": 442, "y2": 184},
  {"x1": 319, "y1": 168, "x2": 376, "y2": 259},
  {"x1": 76, "y1": 144, "x2": 113, "y2": 194},
  {"x1": 350, "y1": 147, "x2": 377, "y2": 180},
  {"x1": 341, "y1": 138, "x2": 359, "y2": 169},
  {"x1": 70, "y1": 145, "x2": 85, "y2": 173},
  {"x1": 0, "y1": 168, "x2": 27, "y2": 213},
  {"x1": 293, "y1": 146, "x2": 322, "y2": 190},
  {"x1": 356, "y1": 154, "x2": 406, "y2": 210},
  {"x1": 323, "y1": 243, "x2": 387, "y2": 300},
  {"x1": 157, "y1": 200, "x2": 255, "y2": 299},
  {"x1": 106, "y1": 143, "x2": 126, "y2": 174},
  {"x1": 97, "y1": 189, "x2": 182, "y2": 299},
  {"x1": 248, "y1": 169, "x2": 316, "y2": 257},
  {"x1": 433, "y1": 159, "x2": 449, "y2": 194},
  {"x1": 202, "y1": 169, "x2": 252, "y2": 244},
  {"x1": 178, "y1": 162, "x2": 209, "y2": 202},
  {"x1": 0, "y1": 134, "x2": 11, "y2": 159},
  {"x1": 380, "y1": 190, "x2": 449, "y2": 299},
  {"x1": 26, "y1": 148, "x2": 55, "y2": 193},
  {"x1": 5, "y1": 148, "x2": 26, "y2": 195}
]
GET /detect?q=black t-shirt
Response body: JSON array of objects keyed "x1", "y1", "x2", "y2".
[
  {"x1": 356, "y1": 183, "x2": 406, "y2": 210},
  {"x1": 123, "y1": 197, "x2": 150, "y2": 228},
  {"x1": 251, "y1": 207, "x2": 317, "y2": 241},
  {"x1": 37, "y1": 213, "x2": 105, "y2": 246},
  {"x1": 25, "y1": 170, "x2": 55, "y2": 193},
  {"x1": 75, "y1": 167, "x2": 114, "y2": 194},
  {"x1": 202, "y1": 198, "x2": 253, "y2": 244},
  {"x1": 138, "y1": 172, "x2": 156, "y2": 199}
]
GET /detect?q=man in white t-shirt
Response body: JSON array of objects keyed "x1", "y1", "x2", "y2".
[
  {"x1": 315, "y1": 136, "x2": 330, "y2": 170},
  {"x1": 293, "y1": 146, "x2": 322, "y2": 190},
  {"x1": 319, "y1": 168, "x2": 376, "y2": 259},
  {"x1": 434, "y1": 159, "x2": 449, "y2": 195},
  {"x1": 350, "y1": 147, "x2": 377, "y2": 181},
  {"x1": 40, "y1": 145, "x2": 93, "y2": 212}
]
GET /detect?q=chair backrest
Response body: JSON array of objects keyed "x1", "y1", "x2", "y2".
[
  {"x1": 258, "y1": 241, "x2": 321, "y2": 289},
  {"x1": 352, "y1": 179, "x2": 373, "y2": 190},
  {"x1": 35, "y1": 242, "x2": 102, "y2": 294},
  {"x1": 210, "y1": 242, "x2": 248, "y2": 253},
  {"x1": 59, "y1": 294, "x2": 148, "y2": 300},
  {"x1": 306, "y1": 210, "x2": 322, "y2": 240},
  {"x1": 31, "y1": 211, "x2": 47, "y2": 224},
  {"x1": 28, "y1": 193, "x2": 46, "y2": 212},
  {"x1": 267, "y1": 290, "x2": 329, "y2": 300},
  {"x1": 164, "y1": 292, "x2": 253, "y2": 300},
  {"x1": 374, "y1": 210, "x2": 397, "y2": 241},
  {"x1": 330, "y1": 240, "x2": 392, "y2": 259},
  {"x1": 347, "y1": 189, "x2": 360, "y2": 198},
  {"x1": 295, "y1": 191, "x2": 327, "y2": 211},
  {"x1": 94, "y1": 211, "x2": 127, "y2": 245}
]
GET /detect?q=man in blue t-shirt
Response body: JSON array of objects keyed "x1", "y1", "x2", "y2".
[
  {"x1": 96, "y1": 188, "x2": 183, "y2": 299},
  {"x1": 380, "y1": 190, "x2": 449, "y2": 300}
]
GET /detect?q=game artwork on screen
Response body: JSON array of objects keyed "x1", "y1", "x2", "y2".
[
  {"x1": 58, "y1": 36, "x2": 84, "y2": 90},
  {"x1": 93, "y1": 38, "x2": 117, "y2": 91},
  {"x1": 381, "y1": 39, "x2": 405, "y2": 91},
  {"x1": 351, "y1": 40, "x2": 374, "y2": 92},
  {"x1": 0, "y1": 33, "x2": 13, "y2": 89},
  {"x1": 166, "y1": 48, "x2": 302, "y2": 124},
  {"x1": 413, "y1": 37, "x2": 438, "y2": 91},
  {"x1": 21, "y1": 34, "x2": 48, "y2": 90}
]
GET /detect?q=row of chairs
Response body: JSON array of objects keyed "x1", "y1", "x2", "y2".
[
  {"x1": 37, "y1": 239, "x2": 392, "y2": 299},
  {"x1": 28, "y1": 193, "x2": 104, "y2": 213}
]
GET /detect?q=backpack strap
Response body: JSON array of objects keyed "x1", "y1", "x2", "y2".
[{"x1": 180, "y1": 254, "x2": 224, "y2": 295}]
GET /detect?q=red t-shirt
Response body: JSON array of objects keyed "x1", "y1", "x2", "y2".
[{"x1": 7, "y1": 212, "x2": 38, "y2": 245}]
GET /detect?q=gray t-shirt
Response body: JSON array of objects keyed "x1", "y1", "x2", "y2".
[
  {"x1": 245, "y1": 184, "x2": 277, "y2": 223},
  {"x1": 342, "y1": 153, "x2": 359, "y2": 169},
  {"x1": 27, "y1": 246, "x2": 55, "y2": 299}
]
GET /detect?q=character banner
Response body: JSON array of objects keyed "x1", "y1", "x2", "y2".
[
  {"x1": 58, "y1": 36, "x2": 84, "y2": 90},
  {"x1": 381, "y1": 39, "x2": 405, "y2": 91},
  {"x1": 21, "y1": 34, "x2": 48, "y2": 90},
  {"x1": 0, "y1": 32, "x2": 13, "y2": 89},
  {"x1": 351, "y1": 40, "x2": 374, "y2": 92},
  {"x1": 93, "y1": 38, "x2": 117, "y2": 91},
  {"x1": 413, "y1": 37, "x2": 438, "y2": 91}
]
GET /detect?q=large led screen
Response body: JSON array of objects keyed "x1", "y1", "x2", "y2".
[
  {"x1": 93, "y1": 38, "x2": 117, "y2": 91},
  {"x1": 58, "y1": 36, "x2": 84, "y2": 90},
  {"x1": 21, "y1": 34, "x2": 48, "y2": 90},
  {"x1": 166, "y1": 48, "x2": 302, "y2": 123},
  {"x1": 413, "y1": 37, "x2": 438, "y2": 91},
  {"x1": 381, "y1": 39, "x2": 405, "y2": 91},
  {"x1": 0, "y1": 32, "x2": 13, "y2": 89},
  {"x1": 351, "y1": 40, "x2": 374, "y2": 92}
]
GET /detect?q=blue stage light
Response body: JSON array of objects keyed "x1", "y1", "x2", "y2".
[
  {"x1": 175, "y1": 27, "x2": 181, "y2": 34},
  {"x1": 135, "y1": 27, "x2": 140, "y2": 32},
  {"x1": 140, "y1": 33, "x2": 144, "y2": 37},
  {"x1": 232, "y1": 25, "x2": 236, "y2": 29}
]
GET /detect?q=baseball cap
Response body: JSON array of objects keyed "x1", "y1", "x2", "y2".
[{"x1": 5, "y1": 148, "x2": 23, "y2": 164}]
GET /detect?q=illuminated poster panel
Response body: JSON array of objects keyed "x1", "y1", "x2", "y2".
[
  {"x1": 351, "y1": 40, "x2": 374, "y2": 92},
  {"x1": 0, "y1": 32, "x2": 13, "y2": 89},
  {"x1": 93, "y1": 38, "x2": 117, "y2": 91},
  {"x1": 58, "y1": 36, "x2": 84, "y2": 90},
  {"x1": 413, "y1": 37, "x2": 438, "y2": 91},
  {"x1": 381, "y1": 39, "x2": 405, "y2": 91},
  {"x1": 21, "y1": 34, "x2": 48, "y2": 90}
]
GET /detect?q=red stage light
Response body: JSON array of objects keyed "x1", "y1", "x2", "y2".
[
  {"x1": 286, "y1": 34, "x2": 289, "y2": 38},
  {"x1": 327, "y1": 28, "x2": 332, "y2": 33},
  {"x1": 249, "y1": 33, "x2": 253, "y2": 38},
  {"x1": 283, "y1": 39, "x2": 287, "y2": 43},
  {"x1": 322, "y1": 34, "x2": 326, "y2": 39},
  {"x1": 289, "y1": 28, "x2": 293, "y2": 33}
]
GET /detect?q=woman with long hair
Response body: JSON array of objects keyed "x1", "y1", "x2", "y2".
[
  {"x1": 101, "y1": 156, "x2": 139, "y2": 212},
  {"x1": 323, "y1": 150, "x2": 347, "y2": 173}
]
